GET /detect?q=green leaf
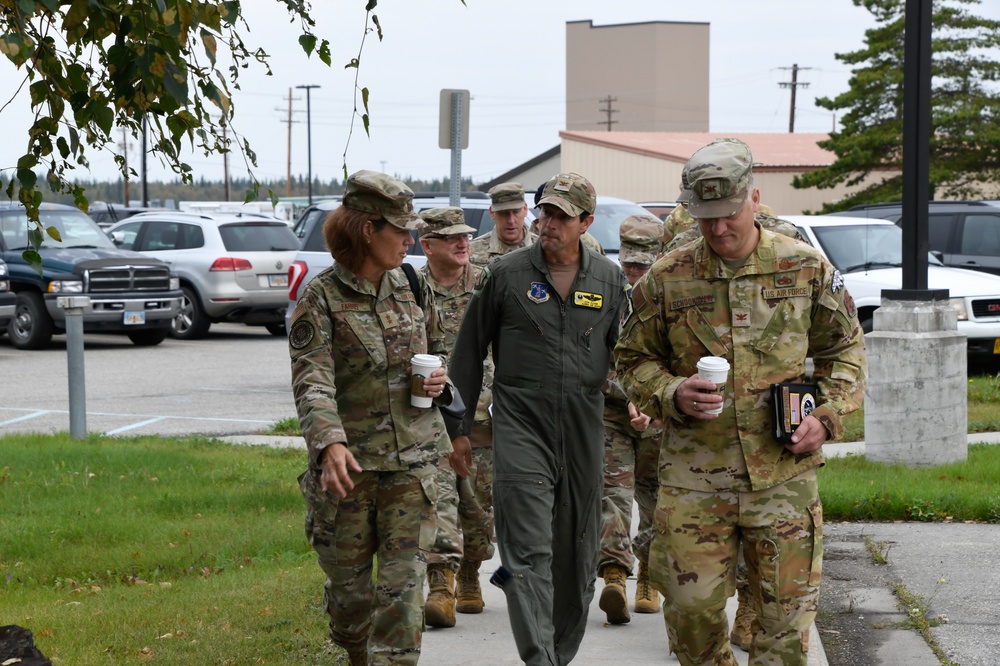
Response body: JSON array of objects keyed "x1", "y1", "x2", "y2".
[
  {"x1": 366, "y1": 1, "x2": 377, "y2": 11},
  {"x1": 200, "y1": 29, "x2": 217, "y2": 66},
  {"x1": 298, "y1": 34, "x2": 317, "y2": 56},
  {"x1": 17, "y1": 154, "x2": 38, "y2": 170},
  {"x1": 45, "y1": 226, "x2": 62, "y2": 242},
  {"x1": 317, "y1": 40, "x2": 331, "y2": 67},
  {"x1": 56, "y1": 136, "x2": 70, "y2": 159},
  {"x1": 28, "y1": 226, "x2": 42, "y2": 249},
  {"x1": 22, "y1": 249, "x2": 43, "y2": 277},
  {"x1": 362, "y1": 113, "x2": 370, "y2": 137},
  {"x1": 371, "y1": 14, "x2": 383, "y2": 41},
  {"x1": 361, "y1": 87, "x2": 370, "y2": 114},
  {"x1": 17, "y1": 167, "x2": 37, "y2": 190},
  {"x1": 345, "y1": 57, "x2": 359, "y2": 70},
  {"x1": 93, "y1": 103, "x2": 114, "y2": 135}
]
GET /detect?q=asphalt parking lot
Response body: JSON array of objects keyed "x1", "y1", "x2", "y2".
[{"x1": 0, "y1": 323, "x2": 297, "y2": 438}]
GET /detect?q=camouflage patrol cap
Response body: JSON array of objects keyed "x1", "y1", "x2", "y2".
[
  {"x1": 678, "y1": 138, "x2": 754, "y2": 219},
  {"x1": 342, "y1": 169, "x2": 420, "y2": 230},
  {"x1": 488, "y1": 182, "x2": 526, "y2": 212},
  {"x1": 537, "y1": 172, "x2": 596, "y2": 218},
  {"x1": 417, "y1": 206, "x2": 477, "y2": 237},
  {"x1": 619, "y1": 214, "x2": 664, "y2": 265}
]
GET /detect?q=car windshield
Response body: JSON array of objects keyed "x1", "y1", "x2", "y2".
[
  {"x1": 586, "y1": 201, "x2": 655, "y2": 252},
  {"x1": 0, "y1": 209, "x2": 116, "y2": 250},
  {"x1": 811, "y1": 223, "x2": 943, "y2": 272},
  {"x1": 218, "y1": 222, "x2": 299, "y2": 252}
]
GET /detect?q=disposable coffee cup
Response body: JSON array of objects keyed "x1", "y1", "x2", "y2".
[
  {"x1": 410, "y1": 354, "x2": 442, "y2": 408},
  {"x1": 696, "y1": 356, "x2": 730, "y2": 415}
]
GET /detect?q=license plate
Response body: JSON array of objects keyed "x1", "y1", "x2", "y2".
[
  {"x1": 124, "y1": 311, "x2": 146, "y2": 325},
  {"x1": 268, "y1": 274, "x2": 288, "y2": 288},
  {"x1": 994, "y1": 338, "x2": 1000, "y2": 354}
]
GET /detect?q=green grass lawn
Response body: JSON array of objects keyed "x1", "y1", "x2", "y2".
[{"x1": 0, "y1": 434, "x2": 346, "y2": 665}]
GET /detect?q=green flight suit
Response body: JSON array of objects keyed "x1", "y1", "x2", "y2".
[{"x1": 450, "y1": 241, "x2": 629, "y2": 666}]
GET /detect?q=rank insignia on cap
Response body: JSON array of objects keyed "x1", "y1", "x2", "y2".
[
  {"x1": 527, "y1": 282, "x2": 549, "y2": 303},
  {"x1": 573, "y1": 291, "x2": 603, "y2": 309}
]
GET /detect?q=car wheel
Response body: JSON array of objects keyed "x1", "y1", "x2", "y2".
[
  {"x1": 8, "y1": 291, "x2": 54, "y2": 350},
  {"x1": 861, "y1": 318, "x2": 873, "y2": 334},
  {"x1": 171, "y1": 286, "x2": 211, "y2": 340},
  {"x1": 265, "y1": 322, "x2": 287, "y2": 337},
  {"x1": 128, "y1": 329, "x2": 168, "y2": 346}
]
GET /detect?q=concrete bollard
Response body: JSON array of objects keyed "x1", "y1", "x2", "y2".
[
  {"x1": 864, "y1": 293, "x2": 967, "y2": 466},
  {"x1": 57, "y1": 296, "x2": 90, "y2": 440}
]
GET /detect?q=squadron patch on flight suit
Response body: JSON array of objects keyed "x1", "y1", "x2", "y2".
[
  {"x1": 528, "y1": 282, "x2": 550, "y2": 303},
  {"x1": 573, "y1": 291, "x2": 603, "y2": 309},
  {"x1": 289, "y1": 320, "x2": 315, "y2": 349}
]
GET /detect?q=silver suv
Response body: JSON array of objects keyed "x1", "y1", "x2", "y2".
[{"x1": 108, "y1": 211, "x2": 300, "y2": 339}]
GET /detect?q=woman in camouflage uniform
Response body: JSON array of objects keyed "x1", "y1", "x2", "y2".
[{"x1": 289, "y1": 170, "x2": 454, "y2": 666}]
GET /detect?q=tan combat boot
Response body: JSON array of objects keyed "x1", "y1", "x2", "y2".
[
  {"x1": 730, "y1": 585, "x2": 757, "y2": 651},
  {"x1": 598, "y1": 564, "x2": 631, "y2": 624},
  {"x1": 633, "y1": 560, "x2": 660, "y2": 614},
  {"x1": 455, "y1": 559, "x2": 484, "y2": 614},
  {"x1": 424, "y1": 564, "x2": 457, "y2": 628}
]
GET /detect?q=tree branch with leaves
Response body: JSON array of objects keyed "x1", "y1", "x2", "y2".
[{"x1": 793, "y1": 0, "x2": 1000, "y2": 212}]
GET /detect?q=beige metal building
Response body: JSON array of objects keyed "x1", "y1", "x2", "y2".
[
  {"x1": 558, "y1": 131, "x2": 891, "y2": 215},
  {"x1": 566, "y1": 20, "x2": 709, "y2": 133}
]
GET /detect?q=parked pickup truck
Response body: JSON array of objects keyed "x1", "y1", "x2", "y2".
[{"x1": 0, "y1": 202, "x2": 183, "y2": 350}]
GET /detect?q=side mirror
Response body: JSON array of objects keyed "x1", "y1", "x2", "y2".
[
  {"x1": 109, "y1": 230, "x2": 125, "y2": 246},
  {"x1": 930, "y1": 250, "x2": 944, "y2": 261}
]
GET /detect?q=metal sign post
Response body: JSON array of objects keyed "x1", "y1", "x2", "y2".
[
  {"x1": 58, "y1": 296, "x2": 90, "y2": 439},
  {"x1": 439, "y1": 89, "x2": 470, "y2": 207}
]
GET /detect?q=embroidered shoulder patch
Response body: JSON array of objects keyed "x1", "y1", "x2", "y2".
[{"x1": 289, "y1": 320, "x2": 315, "y2": 349}]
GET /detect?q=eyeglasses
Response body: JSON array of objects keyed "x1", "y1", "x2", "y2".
[
  {"x1": 426, "y1": 234, "x2": 473, "y2": 243},
  {"x1": 621, "y1": 262, "x2": 652, "y2": 273}
]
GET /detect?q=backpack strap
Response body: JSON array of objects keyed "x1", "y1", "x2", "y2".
[{"x1": 400, "y1": 262, "x2": 423, "y2": 308}]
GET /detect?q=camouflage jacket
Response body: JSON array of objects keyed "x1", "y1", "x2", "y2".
[
  {"x1": 421, "y1": 263, "x2": 495, "y2": 437},
  {"x1": 615, "y1": 226, "x2": 866, "y2": 492},
  {"x1": 469, "y1": 227, "x2": 537, "y2": 267},
  {"x1": 289, "y1": 261, "x2": 451, "y2": 473}
]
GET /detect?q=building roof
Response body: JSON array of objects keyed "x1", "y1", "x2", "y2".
[{"x1": 559, "y1": 131, "x2": 834, "y2": 169}]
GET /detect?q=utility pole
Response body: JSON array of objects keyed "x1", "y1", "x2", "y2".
[
  {"x1": 778, "y1": 64, "x2": 811, "y2": 133},
  {"x1": 296, "y1": 84, "x2": 320, "y2": 204},
  {"x1": 221, "y1": 115, "x2": 230, "y2": 202},
  {"x1": 121, "y1": 128, "x2": 130, "y2": 207},
  {"x1": 597, "y1": 95, "x2": 618, "y2": 131},
  {"x1": 276, "y1": 89, "x2": 301, "y2": 197}
]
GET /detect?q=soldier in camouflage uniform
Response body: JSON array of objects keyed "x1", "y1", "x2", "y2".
[
  {"x1": 614, "y1": 139, "x2": 867, "y2": 666},
  {"x1": 666, "y1": 200, "x2": 800, "y2": 650},
  {"x1": 451, "y1": 173, "x2": 629, "y2": 666},
  {"x1": 289, "y1": 170, "x2": 454, "y2": 666},
  {"x1": 415, "y1": 207, "x2": 479, "y2": 629},
  {"x1": 469, "y1": 182, "x2": 536, "y2": 266},
  {"x1": 598, "y1": 214, "x2": 666, "y2": 626}
]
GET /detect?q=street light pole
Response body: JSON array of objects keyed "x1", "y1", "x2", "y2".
[{"x1": 296, "y1": 84, "x2": 320, "y2": 204}]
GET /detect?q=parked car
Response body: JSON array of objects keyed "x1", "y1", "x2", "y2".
[
  {"x1": 0, "y1": 202, "x2": 182, "y2": 349},
  {"x1": 107, "y1": 211, "x2": 299, "y2": 339},
  {"x1": 828, "y1": 201, "x2": 1000, "y2": 276},
  {"x1": 638, "y1": 201, "x2": 679, "y2": 221},
  {"x1": 88, "y1": 202, "x2": 162, "y2": 229},
  {"x1": 0, "y1": 259, "x2": 14, "y2": 331},
  {"x1": 788, "y1": 215, "x2": 1000, "y2": 357},
  {"x1": 532, "y1": 195, "x2": 654, "y2": 264}
]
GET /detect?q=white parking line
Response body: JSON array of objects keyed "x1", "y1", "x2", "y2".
[
  {"x1": 104, "y1": 417, "x2": 168, "y2": 435},
  {"x1": 0, "y1": 410, "x2": 52, "y2": 426}
]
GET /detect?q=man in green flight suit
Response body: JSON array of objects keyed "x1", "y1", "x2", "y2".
[{"x1": 449, "y1": 172, "x2": 629, "y2": 666}]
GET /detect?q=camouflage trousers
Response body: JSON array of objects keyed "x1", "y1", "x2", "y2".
[
  {"x1": 427, "y1": 454, "x2": 463, "y2": 570},
  {"x1": 459, "y1": 446, "x2": 495, "y2": 563},
  {"x1": 649, "y1": 470, "x2": 822, "y2": 666},
  {"x1": 299, "y1": 466, "x2": 437, "y2": 666},
  {"x1": 598, "y1": 425, "x2": 659, "y2": 574}
]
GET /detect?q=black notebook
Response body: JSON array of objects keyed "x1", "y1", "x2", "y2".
[{"x1": 771, "y1": 382, "x2": 819, "y2": 444}]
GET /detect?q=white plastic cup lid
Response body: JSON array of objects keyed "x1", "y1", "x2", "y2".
[
  {"x1": 412, "y1": 354, "x2": 442, "y2": 369},
  {"x1": 697, "y1": 356, "x2": 730, "y2": 372}
]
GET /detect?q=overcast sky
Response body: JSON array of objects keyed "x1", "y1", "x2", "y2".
[{"x1": 2, "y1": 0, "x2": 998, "y2": 192}]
